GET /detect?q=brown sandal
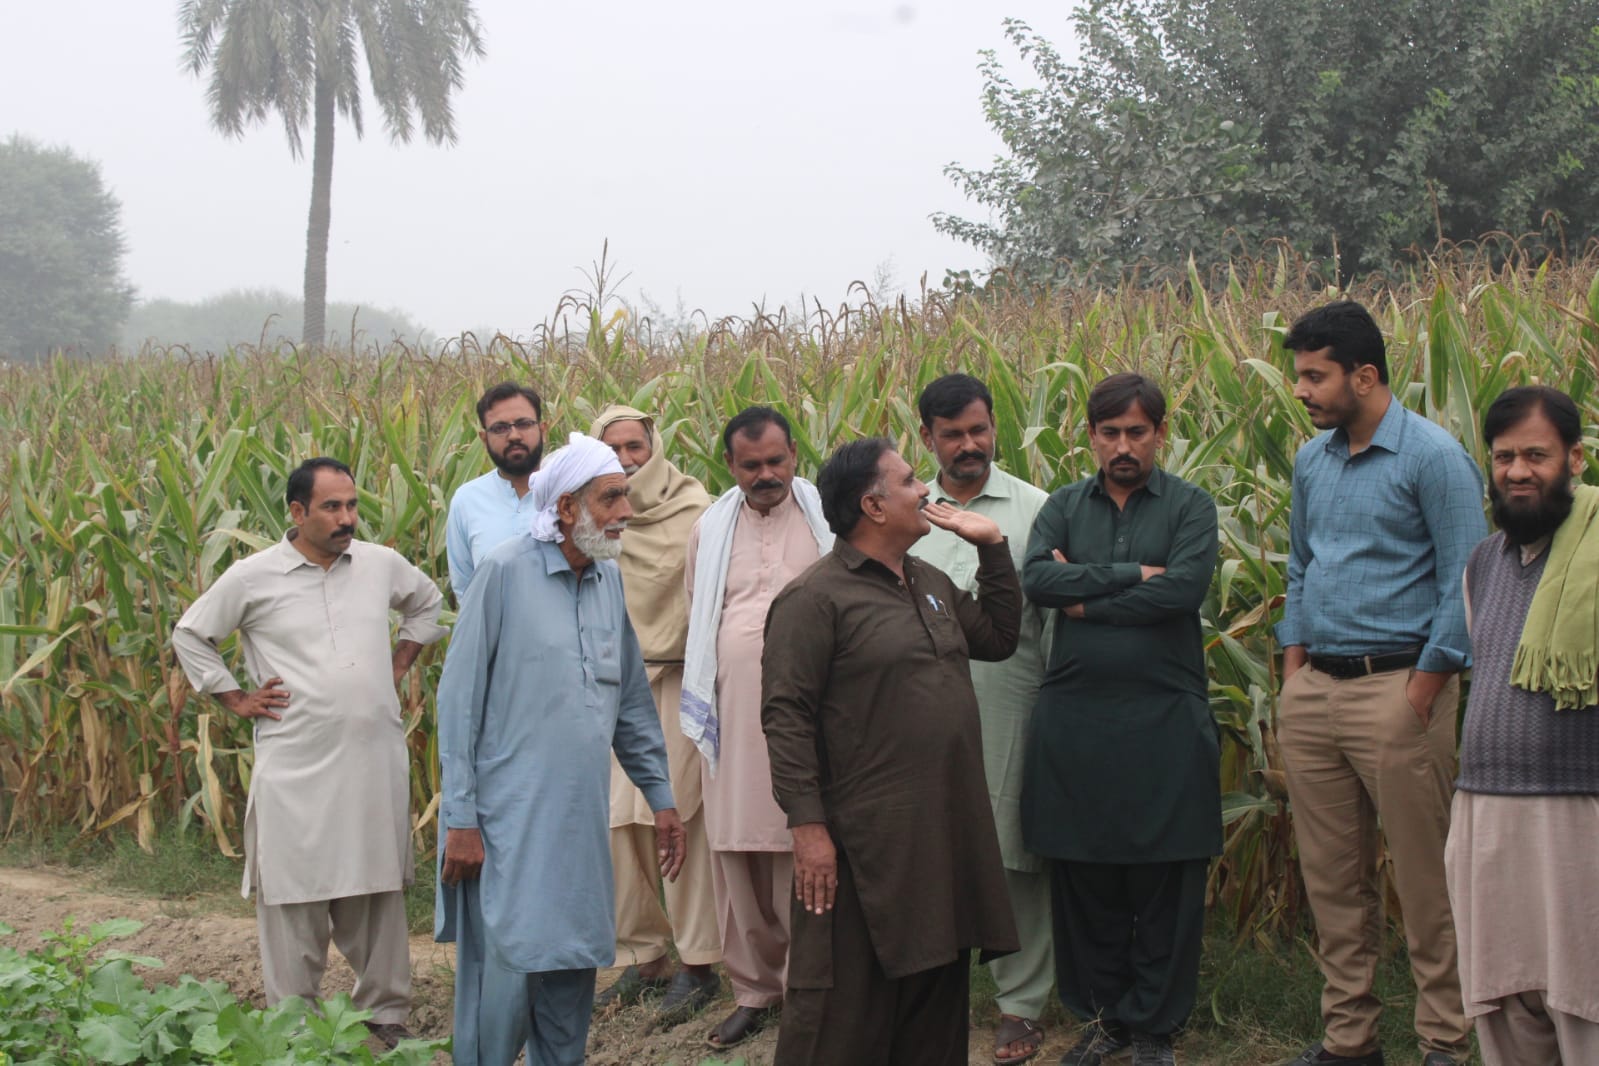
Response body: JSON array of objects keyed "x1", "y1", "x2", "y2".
[{"x1": 994, "y1": 1015, "x2": 1045, "y2": 1065}]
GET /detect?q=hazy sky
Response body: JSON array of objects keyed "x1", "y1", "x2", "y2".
[{"x1": 5, "y1": 2, "x2": 1077, "y2": 337}]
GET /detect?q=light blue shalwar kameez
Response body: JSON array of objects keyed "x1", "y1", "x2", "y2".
[{"x1": 436, "y1": 535, "x2": 675, "y2": 1066}]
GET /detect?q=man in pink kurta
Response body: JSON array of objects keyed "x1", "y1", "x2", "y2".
[{"x1": 682, "y1": 407, "x2": 832, "y2": 1050}]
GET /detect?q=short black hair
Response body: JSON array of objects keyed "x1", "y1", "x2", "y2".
[
  {"x1": 476, "y1": 381, "x2": 544, "y2": 425},
  {"x1": 1087, "y1": 373, "x2": 1167, "y2": 428},
  {"x1": 917, "y1": 373, "x2": 993, "y2": 427},
  {"x1": 1282, "y1": 301, "x2": 1390, "y2": 384},
  {"x1": 286, "y1": 457, "x2": 354, "y2": 509},
  {"x1": 1483, "y1": 385, "x2": 1582, "y2": 449},
  {"x1": 818, "y1": 437, "x2": 894, "y2": 539},
  {"x1": 722, "y1": 405, "x2": 792, "y2": 457}
]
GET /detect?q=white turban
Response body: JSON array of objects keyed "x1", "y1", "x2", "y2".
[{"x1": 527, "y1": 432, "x2": 626, "y2": 543}]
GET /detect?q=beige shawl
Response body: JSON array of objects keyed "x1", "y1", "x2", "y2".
[{"x1": 589, "y1": 405, "x2": 711, "y2": 660}]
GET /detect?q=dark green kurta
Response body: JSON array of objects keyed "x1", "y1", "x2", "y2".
[{"x1": 1020, "y1": 467, "x2": 1222, "y2": 864}]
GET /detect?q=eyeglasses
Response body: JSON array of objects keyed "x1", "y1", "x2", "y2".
[{"x1": 486, "y1": 418, "x2": 540, "y2": 437}]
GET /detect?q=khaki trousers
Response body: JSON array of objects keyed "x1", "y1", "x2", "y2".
[
  {"x1": 710, "y1": 850, "x2": 793, "y2": 1008},
  {"x1": 610, "y1": 809, "x2": 721, "y2": 968},
  {"x1": 1278, "y1": 665, "x2": 1469, "y2": 1058},
  {"x1": 1477, "y1": 991, "x2": 1599, "y2": 1066},
  {"x1": 255, "y1": 890, "x2": 410, "y2": 1024}
]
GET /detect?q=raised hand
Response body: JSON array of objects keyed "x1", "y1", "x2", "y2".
[{"x1": 924, "y1": 501, "x2": 1003, "y2": 545}]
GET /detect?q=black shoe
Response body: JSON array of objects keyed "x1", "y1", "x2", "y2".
[
  {"x1": 362, "y1": 1021, "x2": 414, "y2": 1049},
  {"x1": 1131, "y1": 1032, "x2": 1175, "y2": 1066},
  {"x1": 593, "y1": 964, "x2": 669, "y2": 1011},
  {"x1": 1279, "y1": 1043, "x2": 1384, "y2": 1066},
  {"x1": 705, "y1": 1004, "x2": 780, "y2": 1049},
  {"x1": 1060, "y1": 1021, "x2": 1131, "y2": 1066},
  {"x1": 655, "y1": 967, "x2": 720, "y2": 1023},
  {"x1": 1421, "y1": 1055, "x2": 1462, "y2": 1066}
]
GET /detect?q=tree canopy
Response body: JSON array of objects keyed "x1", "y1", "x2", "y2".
[
  {"x1": 179, "y1": 0, "x2": 484, "y2": 347},
  {"x1": 0, "y1": 136, "x2": 135, "y2": 361},
  {"x1": 937, "y1": 1, "x2": 1599, "y2": 284}
]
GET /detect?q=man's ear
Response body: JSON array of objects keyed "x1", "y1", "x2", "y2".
[
  {"x1": 556, "y1": 491, "x2": 579, "y2": 526},
  {"x1": 860, "y1": 492, "x2": 887, "y2": 526},
  {"x1": 1352, "y1": 362, "x2": 1382, "y2": 395}
]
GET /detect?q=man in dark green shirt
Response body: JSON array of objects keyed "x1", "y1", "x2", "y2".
[{"x1": 1021, "y1": 373, "x2": 1222, "y2": 1066}]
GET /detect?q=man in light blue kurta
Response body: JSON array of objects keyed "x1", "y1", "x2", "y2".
[
  {"x1": 437, "y1": 434, "x2": 686, "y2": 1066},
  {"x1": 444, "y1": 381, "x2": 546, "y2": 597}
]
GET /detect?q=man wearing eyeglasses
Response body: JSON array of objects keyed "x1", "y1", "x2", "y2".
[{"x1": 444, "y1": 381, "x2": 547, "y2": 598}]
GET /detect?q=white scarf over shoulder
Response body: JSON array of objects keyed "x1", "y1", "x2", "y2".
[{"x1": 680, "y1": 479, "x2": 832, "y2": 773}]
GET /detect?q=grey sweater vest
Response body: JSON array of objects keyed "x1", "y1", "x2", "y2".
[{"x1": 1458, "y1": 532, "x2": 1599, "y2": 795}]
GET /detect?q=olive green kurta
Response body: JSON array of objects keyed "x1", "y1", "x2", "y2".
[
  {"x1": 762, "y1": 538, "x2": 1023, "y2": 982},
  {"x1": 1020, "y1": 467, "x2": 1222, "y2": 864}
]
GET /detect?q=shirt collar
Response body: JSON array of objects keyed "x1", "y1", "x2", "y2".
[
  {"x1": 830, "y1": 537, "x2": 912, "y2": 582},
  {"x1": 1326, "y1": 394, "x2": 1406, "y2": 458},
  {"x1": 928, "y1": 464, "x2": 1015, "y2": 505},
  {"x1": 1088, "y1": 466, "x2": 1166, "y2": 498},
  {"x1": 536, "y1": 535, "x2": 604, "y2": 581},
  {"x1": 274, "y1": 533, "x2": 353, "y2": 573},
  {"x1": 1499, "y1": 531, "x2": 1552, "y2": 564}
]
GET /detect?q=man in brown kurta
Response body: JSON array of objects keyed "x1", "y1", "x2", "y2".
[
  {"x1": 589, "y1": 406, "x2": 721, "y2": 1016},
  {"x1": 682, "y1": 406, "x2": 833, "y2": 1048},
  {"x1": 762, "y1": 437, "x2": 1022, "y2": 1066}
]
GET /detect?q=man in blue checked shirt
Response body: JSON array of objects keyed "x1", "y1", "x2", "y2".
[{"x1": 1274, "y1": 302, "x2": 1486, "y2": 1066}]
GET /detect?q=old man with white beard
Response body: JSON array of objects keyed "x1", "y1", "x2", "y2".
[{"x1": 435, "y1": 432, "x2": 688, "y2": 1066}]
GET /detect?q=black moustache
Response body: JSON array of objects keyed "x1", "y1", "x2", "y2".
[
  {"x1": 754, "y1": 480, "x2": 783, "y2": 491},
  {"x1": 335, "y1": 527, "x2": 354, "y2": 536},
  {"x1": 956, "y1": 452, "x2": 986, "y2": 463}
]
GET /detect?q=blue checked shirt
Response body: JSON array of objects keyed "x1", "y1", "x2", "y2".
[{"x1": 1275, "y1": 397, "x2": 1486, "y2": 673}]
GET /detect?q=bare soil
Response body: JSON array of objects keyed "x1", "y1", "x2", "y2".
[{"x1": 0, "y1": 865, "x2": 1231, "y2": 1064}]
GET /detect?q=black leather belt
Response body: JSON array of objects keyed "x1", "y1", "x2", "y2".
[{"x1": 1308, "y1": 647, "x2": 1421, "y2": 680}]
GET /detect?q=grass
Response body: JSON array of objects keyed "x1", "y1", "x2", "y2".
[
  {"x1": 0, "y1": 825, "x2": 437, "y2": 933},
  {"x1": 969, "y1": 917, "x2": 1482, "y2": 1065}
]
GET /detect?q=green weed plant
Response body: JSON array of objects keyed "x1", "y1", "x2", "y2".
[{"x1": 0, "y1": 919, "x2": 446, "y2": 1064}]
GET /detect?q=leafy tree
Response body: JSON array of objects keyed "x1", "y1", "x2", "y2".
[
  {"x1": 939, "y1": 2, "x2": 1599, "y2": 283},
  {"x1": 179, "y1": 0, "x2": 484, "y2": 348},
  {"x1": 0, "y1": 136, "x2": 135, "y2": 361}
]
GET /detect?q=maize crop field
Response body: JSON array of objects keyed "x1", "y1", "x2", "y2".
[{"x1": 3, "y1": 249, "x2": 1597, "y2": 940}]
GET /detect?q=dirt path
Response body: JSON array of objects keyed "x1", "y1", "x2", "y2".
[{"x1": 0, "y1": 865, "x2": 1223, "y2": 1064}]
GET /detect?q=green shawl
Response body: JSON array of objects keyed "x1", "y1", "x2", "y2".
[{"x1": 1511, "y1": 482, "x2": 1599, "y2": 711}]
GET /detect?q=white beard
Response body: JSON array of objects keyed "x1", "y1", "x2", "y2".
[{"x1": 571, "y1": 505, "x2": 625, "y2": 561}]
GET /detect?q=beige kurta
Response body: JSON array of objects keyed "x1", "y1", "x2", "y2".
[
  {"x1": 593, "y1": 406, "x2": 713, "y2": 827},
  {"x1": 1445, "y1": 791, "x2": 1599, "y2": 1024},
  {"x1": 610, "y1": 665, "x2": 701, "y2": 824},
  {"x1": 171, "y1": 537, "x2": 446, "y2": 905},
  {"x1": 686, "y1": 491, "x2": 821, "y2": 851}
]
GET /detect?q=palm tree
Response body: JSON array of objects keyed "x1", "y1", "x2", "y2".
[{"x1": 179, "y1": 0, "x2": 484, "y2": 348}]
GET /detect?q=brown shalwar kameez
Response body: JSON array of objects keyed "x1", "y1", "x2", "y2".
[{"x1": 761, "y1": 538, "x2": 1023, "y2": 1066}]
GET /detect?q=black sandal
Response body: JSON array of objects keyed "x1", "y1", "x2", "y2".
[{"x1": 706, "y1": 1004, "x2": 779, "y2": 1049}]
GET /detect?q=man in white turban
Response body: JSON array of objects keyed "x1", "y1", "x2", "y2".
[{"x1": 436, "y1": 433, "x2": 688, "y2": 1066}]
